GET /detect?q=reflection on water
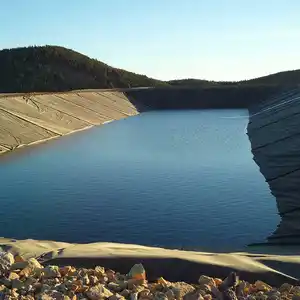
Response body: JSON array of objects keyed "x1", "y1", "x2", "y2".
[{"x1": 0, "y1": 110, "x2": 279, "y2": 251}]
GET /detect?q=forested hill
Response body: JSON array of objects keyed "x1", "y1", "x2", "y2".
[
  {"x1": 0, "y1": 45, "x2": 299, "y2": 93},
  {"x1": 0, "y1": 46, "x2": 168, "y2": 93}
]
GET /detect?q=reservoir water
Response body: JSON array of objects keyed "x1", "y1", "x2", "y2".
[{"x1": 0, "y1": 110, "x2": 279, "y2": 251}]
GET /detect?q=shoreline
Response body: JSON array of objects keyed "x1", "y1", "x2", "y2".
[
  {"x1": 0, "y1": 90, "x2": 138, "y2": 157},
  {"x1": 1, "y1": 238, "x2": 299, "y2": 286},
  {"x1": 0, "y1": 124, "x2": 96, "y2": 157}
]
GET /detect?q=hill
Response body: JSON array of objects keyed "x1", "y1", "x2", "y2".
[
  {"x1": 0, "y1": 46, "x2": 168, "y2": 93},
  {"x1": 0, "y1": 45, "x2": 300, "y2": 93},
  {"x1": 168, "y1": 70, "x2": 300, "y2": 87}
]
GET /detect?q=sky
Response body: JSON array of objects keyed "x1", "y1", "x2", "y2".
[{"x1": 1, "y1": 0, "x2": 300, "y2": 81}]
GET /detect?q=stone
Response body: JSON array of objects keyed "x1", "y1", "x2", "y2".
[
  {"x1": 8, "y1": 272, "x2": 19, "y2": 280},
  {"x1": 279, "y1": 283, "x2": 293, "y2": 293},
  {"x1": 17, "y1": 258, "x2": 43, "y2": 277},
  {"x1": 255, "y1": 281, "x2": 272, "y2": 292},
  {"x1": 183, "y1": 291, "x2": 204, "y2": 300},
  {"x1": 0, "y1": 277, "x2": 11, "y2": 288},
  {"x1": 292, "y1": 286, "x2": 300, "y2": 294},
  {"x1": 0, "y1": 252, "x2": 14, "y2": 271},
  {"x1": 128, "y1": 264, "x2": 146, "y2": 281},
  {"x1": 14, "y1": 255, "x2": 25, "y2": 263},
  {"x1": 128, "y1": 279, "x2": 145, "y2": 289},
  {"x1": 89, "y1": 276, "x2": 98, "y2": 286},
  {"x1": 165, "y1": 289, "x2": 175, "y2": 300},
  {"x1": 130, "y1": 293, "x2": 138, "y2": 300},
  {"x1": 11, "y1": 278, "x2": 24, "y2": 290},
  {"x1": 105, "y1": 269, "x2": 116, "y2": 282},
  {"x1": 81, "y1": 275, "x2": 90, "y2": 286},
  {"x1": 213, "y1": 278, "x2": 222, "y2": 287},
  {"x1": 97, "y1": 275, "x2": 108, "y2": 284},
  {"x1": 268, "y1": 295, "x2": 280, "y2": 300},
  {"x1": 171, "y1": 283, "x2": 195, "y2": 299},
  {"x1": 154, "y1": 292, "x2": 168, "y2": 300},
  {"x1": 86, "y1": 284, "x2": 113, "y2": 300},
  {"x1": 38, "y1": 290, "x2": 64, "y2": 300},
  {"x1": 139, "y1": 289, "x2": 151, "y2": 298},
  {"x1": 94, "y1": 267, "x2": 105, "y2": 274},
  {"x1": 109, "y1": 295, "x2": 125, "y2": 300},
  {"x1": 198, "y1": 284, "x2": 211, "y2": 294},
  {"x1": 255, "y1": 292, "x2": 268, "y2": 300},
  {"x1": 108, "y1": 282, "x2": 122, "y2": 292},
  {"x1": 119, "y1": 289, "x2": 130, "y2": 298},
  {"x1": 43, "y1": 266, "x2": 61, "y2": 279},
  {"x1": 198, "y1": 276, "x2": 215, "y2": 287},
  {"x1": 157, "y1": 278, "x2": 170, "y2": 288},
  {"x1": 59, "y1": 266, "x2": 76, "y2": 277}
]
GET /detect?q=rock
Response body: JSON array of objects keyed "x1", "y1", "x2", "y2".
[
  {"x1": 82, "y1": 275, "x2": 90, "y2": 286},
  {"x1": 279, "y1": 283, "x2": 293, "y2": 293},
  {"x1": 140, "y1": 289, "x2": 151, "y2": 298},
  {"x1": 17, "y1": 258, "x2": 43, "y2": 277},
  {"x1": 0, "y1": 252, "x2": 14, "y2": 271},
  {"x1": 38, "y1": 290, "x2": 65, "y2": 300},
  {"x1": 14, "y1": 255, "x2": 25, "y2": 263},
  {"x1": 255, "y1": 281, "x2": 272, "y2": 292},
  {"x1": 213, "y1": 278, "x2": 222, "y2": 287},
  {"x1": 165, "y1": 289, "x2": 175, "y2": 300},
  {"x1": 109, "y1": 295, "x2": 125, "y2": 300},
  {"x1": 89, "y1": 276, "x2": 98, "y2": 286},
  {"x1": 20, "y1": 296, "x2": 35, "y2": 300},
  {"x1": 171, "y1": 282, "x2": 195, "y2": 299},
  {"x1": 8, "y1": 272, "x2": 19, "y2": 280},
  {"x1": 107, "y1": 282, "x2": 122, "y2": 292},
  {"x1": 198, "y1": 276, "x2": 215, "y2": 287},
  {"x1": 292, "y1": 286, "x2": 300, "y2": 294},
  {"x1": 183, "y1": 291, "x2": 204, "y2": 300},
  {"x1": 0, "y1": 277, "x2": 11, "y2": 288},
  {"x1": 198, "y1": 284, "x2": 211, "y2": 294},
  {"x1": 255, "y1": 292, "x2": 268, "y2": 300},
  {"x1": 157, "y1": 278, "x2": 170, "y2": 288},
  {"x1": 236, "y1": 281, "x2": 250, "y2": 297},
  {"x1": 11, "y1": 278, "x2": 24, "y2": 290},
  {"x1": 268, "y1": 295, "x2": 280, "y2": 300},
  {"x1": 222, "y1": 289, "x2": 238, "y2": 300},
  {"x1": 131, "y1": 293, "x2": 138, "y2": 300},
  {"x1": 86, "y1": 284, "x2": 113, "y2": 300},
  {"x1": 128, "y1": 264, "x2": 146, "y2": 280},
  {"x1": 154, "y1": 292, "x2": 168, "y2": 300},
  {"x1": 119, "y1": 289, "x2": 130, "y2": 298},
  {"x1": 94, "y1": 267, "x2": 105, "y2": 274},
  {"x1": 96, "y1": 274, "x2": 108, "y2": 284},
  {"x1": 59, "y1": 266, "x2": 76, "y2": 277},
  {"x1": 40, "y1": 284, "x2": 52, "y2": 293},
  {"x1": 43, "y1": 266, "x2": 61, "y2": 279},
  {"x1": 128, "y1": 279, "x2": 145, "y2": 289},
  {"x1": 219, "y1": 273, "x2": 239, "y2": 291}
]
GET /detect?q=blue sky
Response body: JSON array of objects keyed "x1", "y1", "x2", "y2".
[{"x1": 1, "y1": 0, "x2": 300, "y2": 81}]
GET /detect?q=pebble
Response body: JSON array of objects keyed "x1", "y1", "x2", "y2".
[
  {"x1": 198, "y1": 276, "x2": 215, "y2": 287},
  {"x1": 1, "y1": 251, "x2": 299, "y2": 300}
]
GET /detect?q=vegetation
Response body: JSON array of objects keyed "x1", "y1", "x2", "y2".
[
  {"x1": 0, "y1": 45, "x2": 299, "y2": 93},
  {"x1": 0, "y1": 46, "x2": 168, "y2": 93}
]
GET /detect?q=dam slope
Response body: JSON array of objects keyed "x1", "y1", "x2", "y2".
[{"x1": 0, "y1": 91, "x2": 138, "y2": 154}]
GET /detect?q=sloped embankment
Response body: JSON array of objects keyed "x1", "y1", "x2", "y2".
[{"x1": 0, "y1": 91, "x2": 138, "y2": 154}]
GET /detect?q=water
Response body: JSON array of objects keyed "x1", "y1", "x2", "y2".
[{"x1": 0, "y1": 110, "x2": 279, "y2": 251}]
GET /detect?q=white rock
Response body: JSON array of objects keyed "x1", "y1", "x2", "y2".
[
  {"x1": 0, "y1": 252, "x2": 14, "y2": 271},
  {"x1": 87, "y1": 284, "x2": 113, "y2": 300}
]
